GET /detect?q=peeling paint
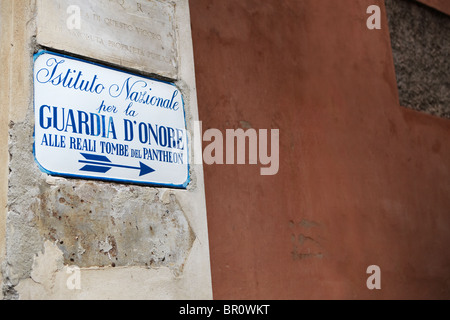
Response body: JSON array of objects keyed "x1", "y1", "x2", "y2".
[
  {"x1": 289, "y1": 219, "x2": 325, "y2": 261},
  {"x1": 33, "y1": 181, "x2": 195, "y2": 273},
  {"x1": 2, "y1": 0, "x2": 212, "y2": 300},
  {"x1": 30, "y1": 241, "x2": 63, "y2": 286}
]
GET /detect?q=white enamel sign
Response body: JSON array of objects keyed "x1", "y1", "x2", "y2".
[{"x1": 33, "y1": 51, "x2": 189, "y2": 188}]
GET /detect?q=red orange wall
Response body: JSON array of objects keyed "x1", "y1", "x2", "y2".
[
  {"x1": 417, "y1": 0, "x2": 450, "y2": 15},
  {"x1": 190, "y1": 0, "x2": 450, "y2": 299}
]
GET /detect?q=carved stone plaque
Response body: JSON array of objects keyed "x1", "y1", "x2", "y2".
[{"x1": 36, "y1": 0, "x2": 178, "y2": 79}]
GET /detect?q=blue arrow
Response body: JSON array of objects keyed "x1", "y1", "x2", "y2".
[
  {"x1": 80, "y1": 153, "x2": 111, "y2": 163},
  {"x1": 79, "y1": 153, "x2": 155, "y2": 176}
]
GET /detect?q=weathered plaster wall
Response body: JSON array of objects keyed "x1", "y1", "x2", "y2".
[
  {"x1": 0, "y1": 0, "x2": 12, "y2": 301},
  {"x1": 190, "y1": 0, "x2": 450, "y2": 299},
  {"x1": 0, "y1": 0, "x2": 35, "y2": 299},
  {"x1": 1, "y1": 0, "x2": 212, "y2": 300}
]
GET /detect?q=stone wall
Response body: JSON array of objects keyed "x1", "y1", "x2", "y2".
[{"x1": 0, "y1": 0, "x2": 212, "y2": 300}]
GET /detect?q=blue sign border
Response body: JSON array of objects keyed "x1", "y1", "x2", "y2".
[{"x1": 33, "y1": 50, "x2": 190, "y2": 189}]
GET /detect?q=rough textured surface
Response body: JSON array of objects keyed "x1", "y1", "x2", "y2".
[
  {"x1": 35, "y1": 180, "x2": 195, "y2": 272},
  {"x1": 386, "y1": 0, "x2": 450, "y2": 118}
]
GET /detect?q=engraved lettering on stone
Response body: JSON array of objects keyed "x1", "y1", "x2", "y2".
[{"x1": 36, "y1": 0, "x2": 178, "y2": 78}]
